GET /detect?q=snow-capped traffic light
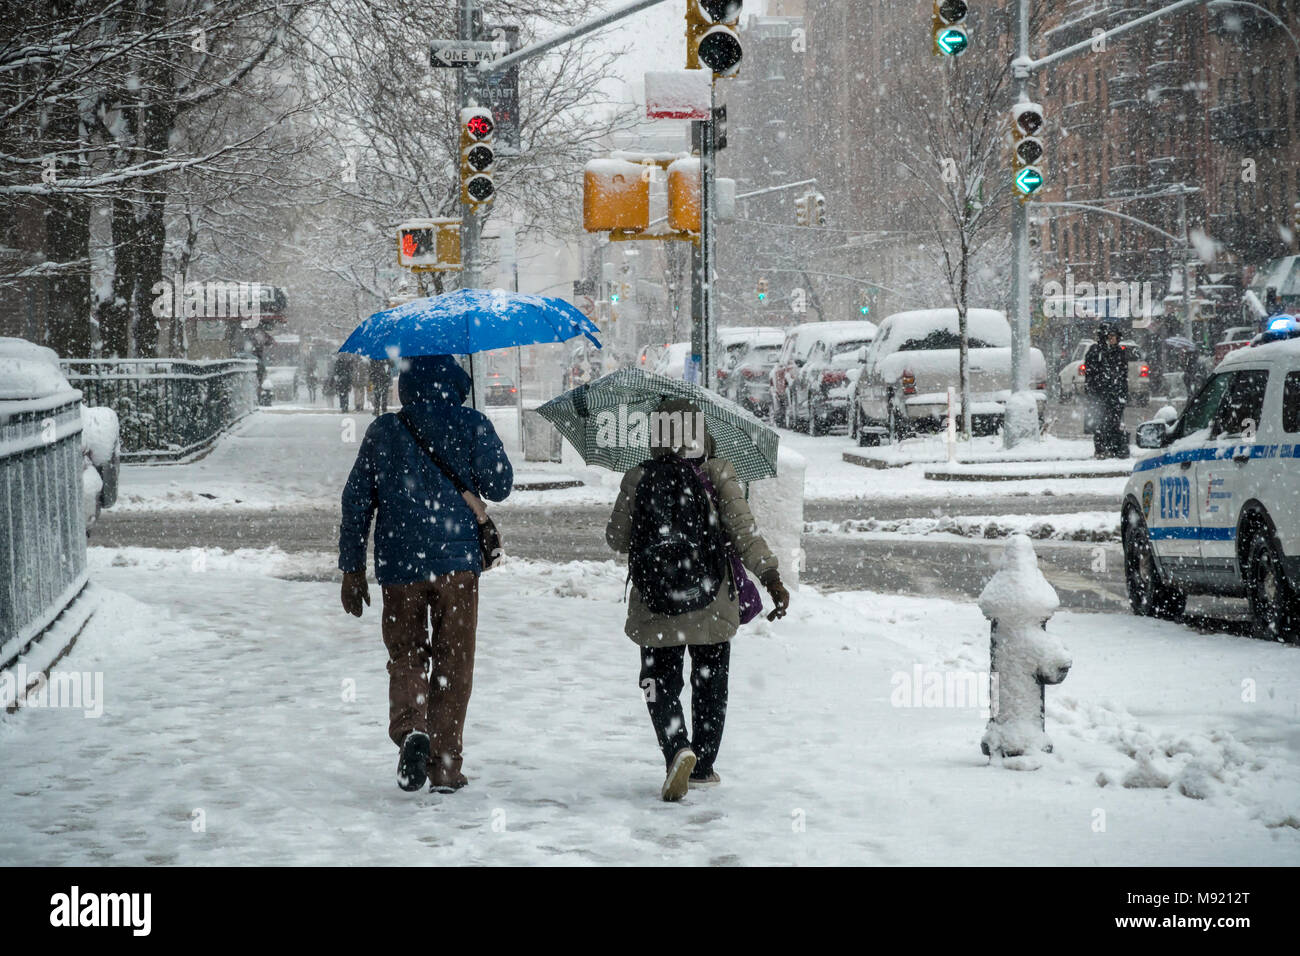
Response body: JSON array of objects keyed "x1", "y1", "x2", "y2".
[
  {"x1": 932, "y1": 0, "x2": 969, "y2": 56},
  {"x1": 757, "y1": 277, "x2": 769, "y2": 302},
  {"x1": 397, "y1": 219, "x2": 461, "y2": 271},
  {"x1": 795, "y1": 192, "x2": 812, "y2": 227},
  {"x1": 1011, "y1": 102, "x2": 1046, "y2": 201},
  {"x1": 460, "y1": 107, "x2": 495, "y2": 208},
  {"x1": 687, "y1": 1, "x2": 743, "y2": 78}
]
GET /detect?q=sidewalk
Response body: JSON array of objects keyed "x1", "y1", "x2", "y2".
[{"x1": 1, "y1": 547, "x2": 1296, "y2": 865}]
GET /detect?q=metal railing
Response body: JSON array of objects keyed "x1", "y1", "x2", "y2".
[
  {"x1": 0, "y1": 391, "x2": 88, "y2": 651},
  {"x1": 60, "y1": 359, "x2": 258, "y2": 461}
]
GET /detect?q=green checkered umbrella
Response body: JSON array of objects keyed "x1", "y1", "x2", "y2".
[{"x1": 537, "y1": 367, "x2": 780, "y2": 482}]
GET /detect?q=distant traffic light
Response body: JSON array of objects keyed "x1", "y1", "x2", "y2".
[
  {"x1": 687, "y1": 0, "x2": 743, "y2": 77},
  {"x1": 460, "y1": 107, "x2": 496, "y2": 208},
  {"x1": 795, "y1": 193, "x2": 811, "y2": 227},
  {"x1": 932, "y1": 0, "x2": 969, "y2": 56},
  {"x1": 814, "y1": 192, "x2": 827, "y2": 226},
  {"x1": 1011, "y1": 102, "x2": 1046, "y2": 201},
  {"x1": 757, "y1": 277, "x2": 769, "y2": 301}
]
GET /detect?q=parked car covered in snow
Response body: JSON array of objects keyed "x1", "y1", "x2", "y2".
[
  {"x1": 787, "y1": 323, "x2": 877, "y2": 435},
  {"x1": 653, "y1": 341, "x2": 693, "y2": 380},
  {"x1": 0, "y1": 337, "x2": 120, "y2": 530},
  {"x1": 1212, "y1": 326, "x2": 1257, "y2": 366},
  {"x1": 1057, "y1": 338, "x2": 1152, "y2": 406},
  {"x1": 714, "y1": 326, "x2": 766, "y2": 392},
  {"x1": 1121, "y1": 315, "x2": 1300, "y2": 641},
  {"x1": 851, "y1": 309, "x2": 1047, "y2": 445},
  {"x1": 771, "y1": 320, "x2": 874, "y2": 428},
  {"x1": 721, "y1": 333, "x2": 786, "y2": 414}
]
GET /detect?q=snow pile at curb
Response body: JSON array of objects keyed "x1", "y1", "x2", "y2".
[{"x1": 805, "y1": 511, "x2": 1120, "y2": 542}]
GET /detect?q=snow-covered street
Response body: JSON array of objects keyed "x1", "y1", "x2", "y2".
[{"x1": 2, "y1": 543, "x2": 1297, "y2": 865}]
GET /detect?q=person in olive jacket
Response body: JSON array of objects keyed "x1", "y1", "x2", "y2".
[
  {"x1": 606, "y1": 397, "x2": 790, "y2": 801},
  {"x1": 338, "y1": 354, "x2": 513, "y2": 794}
]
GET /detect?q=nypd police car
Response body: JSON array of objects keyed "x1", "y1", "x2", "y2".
[{"x1": 1121, "y1": 315, "x2": 1300, "y2": 641}]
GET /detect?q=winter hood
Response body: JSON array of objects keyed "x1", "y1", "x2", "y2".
[{"x1": 398, "y1": 354, "x2": 470, "y2": 406}]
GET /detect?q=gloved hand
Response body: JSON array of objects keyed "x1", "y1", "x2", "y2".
[
  {"x1": 760, "y1": 569, "x2": 790, "y2": 621},
  {"x1": 341, "y1": 571, "x2": 370, "y2": 617}
]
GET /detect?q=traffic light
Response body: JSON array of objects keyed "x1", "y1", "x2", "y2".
[
  {"x1": 932, "y1": 0, "x2": 969, "y2": 56},
  {"x1": 757, "y1": 277, "x2": 769, "y2": 302},
  {"x1": 1011, "y1": 102, "x2": 1046, "y2": 201},
  {"x1": 814, "y1": 192, "x2": 827, "y2": 226},
  {"x1": 460, "y1": 107, "x2": 495, "y2": 208},
  {"x1": 795, "y1": 192, "x2": 812, "y2": 227},
  {"x1": 397, "y1": 218, "x2": 461, "y2": 270},
  {"x1": 687, "y1": 0, "x2": 743, "y2": 77}
]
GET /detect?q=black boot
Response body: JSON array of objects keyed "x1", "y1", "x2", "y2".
[{"x1": 397, "y1": 731, "x2": 430, "y2": 792}]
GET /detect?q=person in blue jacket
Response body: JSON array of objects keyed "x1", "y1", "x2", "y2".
[{"x1": 338, "y1": 354, "x2": 513, "y2": 793}]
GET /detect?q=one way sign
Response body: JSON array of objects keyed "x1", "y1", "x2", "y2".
[{"x1": 430, "y1": 40, "x2": 504, "y2": 68}]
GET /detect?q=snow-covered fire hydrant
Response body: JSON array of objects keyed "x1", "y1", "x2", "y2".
[{"x1": 979, "y1": 535, "x2": 1071, "y2": 760}]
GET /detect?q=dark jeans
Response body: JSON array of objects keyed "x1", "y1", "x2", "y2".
[
  {"x1": 639, "y1": 642, "x2": 731, "y2": 777},
  {"x1": 1092, "y1": 395, "x2": 1126, "y2": 458},
  {"x1": 338, "y1": 389, "x2": 349, "y2": 413}
]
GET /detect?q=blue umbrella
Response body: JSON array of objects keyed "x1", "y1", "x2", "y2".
[{"x1": 338, "y1": 288, "x2": 602, "y2": 359}]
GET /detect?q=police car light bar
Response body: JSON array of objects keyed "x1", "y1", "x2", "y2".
[{"x1": 1256, "y1": 314, "x2": 1299, "y2": 344}]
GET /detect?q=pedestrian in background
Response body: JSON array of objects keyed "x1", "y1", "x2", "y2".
[
  {"x1": 334, "y1": 354, "x2": 353, "y2": 413},
  {"x1": 605, "y1": 397, "x2": 789, "y2": 802},
  {"x1": 339, "y1": 355, "x2": 513, "y2": 794},
  {"x1": 1085, "y1": 322, "x2": 1129, "y2": 459},
  {"x1": 369, "y1": 358, "x2": 392, "y2": 416}
]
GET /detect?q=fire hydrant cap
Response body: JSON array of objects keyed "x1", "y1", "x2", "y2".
[{"x1": 978, "y1": 534, "x2": 1060, "y2": 624}]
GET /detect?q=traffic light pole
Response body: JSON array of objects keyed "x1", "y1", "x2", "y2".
[
  {"x1": 1005, "y1": 0, "x2": 1214, "y2": 446},
  {"x1": 1007, "y1": 0, "x2": 1032, "y2": 451},
  {"x1": 692, "y1": 86, "x2": 718, "y2": 390},
  {"x1": 460, "y1": 0, "x2": 485, "y2": 410}
]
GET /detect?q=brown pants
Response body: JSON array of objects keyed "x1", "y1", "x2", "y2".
[{"x1": 381, "y1": 572, "x2": 479, "y2": 777}]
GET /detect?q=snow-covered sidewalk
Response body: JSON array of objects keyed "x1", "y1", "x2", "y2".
[{"x1": 1, "y1": 549, "x2": 1296, "y2": 865}]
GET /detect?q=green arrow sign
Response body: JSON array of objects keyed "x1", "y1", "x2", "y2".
[
  {"x1": 1015, "y1": 167, "x2": 1044, "y2": 195},
  {"x1": 936, "y1": 27, "x2": 968, "y2": 56}
]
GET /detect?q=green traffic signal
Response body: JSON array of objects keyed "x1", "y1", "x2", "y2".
[
  {"x1": 860, "y1": 305, "x2": 870, "y2": 315},
  {"x1": 1014, "y1": 167, "x2": 1044, "y2": 196},
  {"x1": 936, "y1": 26, "x2": 968, "y2": 56},
  {"x1": 757, "y1": 292, "x2": 767, "y2": 301}
]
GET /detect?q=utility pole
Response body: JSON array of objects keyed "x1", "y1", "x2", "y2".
[
  {"x1": 693, "y1": 90, "x2": 718, "y2": 388},
  {"x1": 1009, "y1": 0, "x2": 1031, "y2": 411},
  {"x1": 1177, "y1": 184, "x2": 1195, "y2": 343},
  {"x1": 1005, "y1": 0, "x2": 1217, "y2": 446}
]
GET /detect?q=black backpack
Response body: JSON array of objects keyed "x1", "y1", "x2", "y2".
[{"x1": 628, "y1": 457, "x2": 730, "y2": 616}]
